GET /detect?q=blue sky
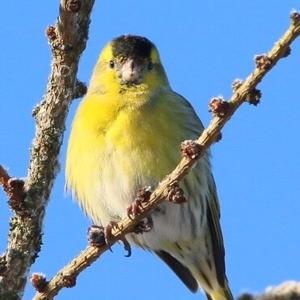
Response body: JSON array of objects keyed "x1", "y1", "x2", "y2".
[{"x1": 1, "y1": 1, "x2": 300, "y2": 299}]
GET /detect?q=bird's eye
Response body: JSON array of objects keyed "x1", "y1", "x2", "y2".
[
  {"x1": 148, "y1": 61, "x2": 153, "y2": 70},
  {"x1": 109, "y1": 60, "x2": 115, "y2": 69}
]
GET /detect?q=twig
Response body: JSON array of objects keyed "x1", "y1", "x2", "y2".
[
  {"x1": 238, "y1": 281, "x2": 300, "y2": 300},
  {"x1": 32, "y1": 12, "x2": 300, "y2": 300},
  {"x1": 0, "y1": 165, "x2": 10, "y2": 187},
  {"x1": 0, "y1": 165, "x2": 26, "y2": 213},
  {"x1": 0, "y1": 1, "x2": 94, "y2": 299}
]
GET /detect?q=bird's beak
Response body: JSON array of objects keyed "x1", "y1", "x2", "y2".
[{"x1": 120, "y1": 58, "x2": 144, "y2": 85}]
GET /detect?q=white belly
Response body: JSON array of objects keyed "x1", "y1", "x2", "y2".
[{"x1": 86, "y1": 144, "x2": 211, "y2": 250}]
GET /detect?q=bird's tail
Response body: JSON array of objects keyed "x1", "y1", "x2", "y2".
[
  {"x1": 155, "y1": 245, "x2": 234, "y2": 300},
  {"x1": 205, "y1": 281, "x2": 233, "y2": 300}
]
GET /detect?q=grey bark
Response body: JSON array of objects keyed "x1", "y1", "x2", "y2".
[{"x1": 0, "y1": 1, "x2": 95, "y2": 299}]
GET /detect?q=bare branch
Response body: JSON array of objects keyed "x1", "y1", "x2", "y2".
[
  {"x1": 238, "y1": 281, "x2": 300, "y2": 300},
  {"x1": 32, "y1": 12, "x2": 300, "y2": 300},
  {"x1": 0, "y1": 1, "x2": 95, "y2": 299}
]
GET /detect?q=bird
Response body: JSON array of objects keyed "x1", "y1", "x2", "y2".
[{"x1": 66, "y1": 35, "x2": 233, "y2": 300}]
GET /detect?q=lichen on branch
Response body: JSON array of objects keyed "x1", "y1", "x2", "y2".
[{"x1": 0, "y1": 1, "x2": 94, "y2": 299}]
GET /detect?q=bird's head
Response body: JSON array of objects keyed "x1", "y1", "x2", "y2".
[{"x1": 90, "y1": 35, "x2": 169, "y2": 93}]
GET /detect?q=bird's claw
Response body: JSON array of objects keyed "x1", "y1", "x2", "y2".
[
  {"x1": 167, "y1": 182, "x2": 187, "y2": 204},
  {"x1": 121, "y1": 237, "x2": 132, "y2": 257},
  {"x1": 127, "y1": 186, "x2": 152, "y2": 219},
  {"x1": 127, "y1": 186, "x2": 154, "y2": 234},
  {"x1": 104, "y1": 221, "x2": 120, "y2": 246},
  {"x1": 127, "y1": 198, "x2": 142, "y2": 219}
]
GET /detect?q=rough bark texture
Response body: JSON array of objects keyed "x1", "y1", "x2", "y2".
[
  {"x1": 32, "y1": 12, "x2": 300, "y2": 300},
  {"x1": 0, "y1": 1, "x2": 95, "y2": 299}
]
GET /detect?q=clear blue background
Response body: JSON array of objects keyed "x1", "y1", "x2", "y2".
[{"x1": 1, "y1": 1, "x2": 300, "y2": 299}]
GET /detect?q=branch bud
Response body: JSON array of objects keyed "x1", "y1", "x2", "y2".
[
  {"x1": 255, "y1": 54, "x2": 272, "y2": 71},
  {"x1": 31, "y1": 273, "x2": 48, "y2": 293},
  {"x1": 209, "y1": 97, "x2": 231, "y2": 117}
]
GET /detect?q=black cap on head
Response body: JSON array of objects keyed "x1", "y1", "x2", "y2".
[{"x1": 112, "y1": 35, "x2": 153, "y2": 59}]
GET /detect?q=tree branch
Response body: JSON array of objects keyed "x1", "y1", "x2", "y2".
[
  {"x1": 238, "y1": 281, "x2": 300, "y2": 300},
  {"x1": 0, "y1": 1, "x2": 94, "y2": 299},
  {"x1": 32, "y1": 12, "x2": 300, "y2": 300}
]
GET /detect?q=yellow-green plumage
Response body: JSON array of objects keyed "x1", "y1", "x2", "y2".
[{"x1": 66, "y1": 35, "x2": 233, "y2": 300}]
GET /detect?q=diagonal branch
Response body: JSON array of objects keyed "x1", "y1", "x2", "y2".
[
  {"x1": 0, "y1": 1, "x2": 94, "y2": 299},
  {"x1": 32, "y1": 12, "x2": 300, "y2": 300}
]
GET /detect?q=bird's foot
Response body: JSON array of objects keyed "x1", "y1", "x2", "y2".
[
  {"x1": 127, "y1": 186, "x2": 152, "y2": 219},
  {"x1": 127, "y1": 198, "x2": 142, "y2": 218},
  {"x1": 127, "y1": 186, "x2": 153, "y2": 234},
  {"x1": 120, "y1": 237, "x2": 132, "y2": 257},
  {"x1": 180, "y1": 140, "x2": 201, "y2": 159},
  {"x1": 166, "y1": 181, "x2": 187, "y2": 204},
  {"x1": 104, "y1": 221, "x2": 120, "y2": 244},
  {"x1": 105, "y1": 222, "x2": 133, "y2": 257}
]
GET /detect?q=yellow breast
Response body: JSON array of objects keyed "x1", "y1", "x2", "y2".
[{"x1": 65, "y1": 87, "x2": 199, "y2": 224}]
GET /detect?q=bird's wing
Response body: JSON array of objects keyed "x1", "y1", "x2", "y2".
[
  {"x1": 206, "y1": 176, "x2": 226, "y2": 287},
  {"x1": 173, "y1": 91, "x2": 227, "y2": 286},
  {"x1": 155, "y1": 250, "x2": 198, "y2": 293},
  {"x1": 172, "y1": 91, "x2": 205, "y2": 134}
]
